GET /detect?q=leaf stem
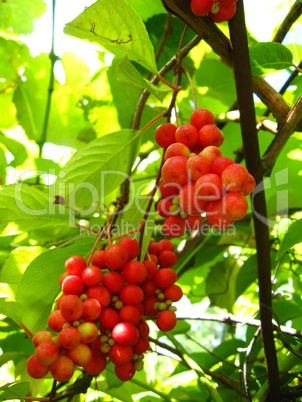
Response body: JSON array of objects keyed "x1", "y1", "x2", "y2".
[{"x1": 86, "y1": 224, "x2": 108, "y2": 266}]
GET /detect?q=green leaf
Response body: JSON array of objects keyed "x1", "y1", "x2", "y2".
[
  {"x1": 0, "y1": 247, "x2": 45, "y2": 296},
  {"x1": 235, "y1": 253, "x2": 257, "y2": 299},
  {"x1": 0, "y1": 381, "x2": 30, "y2": 402},
  {"x1": 125, "y1": 0, "x2": 165, "y2": 21},
  {"x1": 0, "y1": 352, "x2": 23, "y2": 368},
  {"x1": 116, "y1": 57, "x2": 171, "y2": 102},
  {"x1": 0, "y1": 184, "x2": 71, "y2": 236},
  {"x1": 64, "y1": 0, "x2": 157, "y2": 73},
  {"x1": 276, "y1": 219, "x2": 302, "y2": 259},
  {"x1": 16, "y1": 237, "x2": 96, "y2": 334},
  {"x1": 0, "y1": 298, "x2": 23, "y2": 326},
  {"x1": 249, "y1": 42, "x2": 293, "y2": 76},
  {"x1": 0, "y1": 132, "x2": 28, "y2": 166},
  {"x1": 0, "y1": 0, "x2": 46, "y2": 36},
  {"x1": 55, "y1": 129, "x2": 141, "y2": 209}
]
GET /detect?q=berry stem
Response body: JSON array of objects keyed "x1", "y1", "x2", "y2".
[
  {"x1": 48, "y1": 379, "x2": 57, "y2": 402},
  {"x1": 86, "y1": 223, "x2": 108, "y2": 266},
  {"x1": 138, "y1": 152, "x2": 165, "y2": 260},
  {"x1": 110, "y1": 218, "x2": 145, "y2": 242},
  {"x1": 177, "y1": 25, "x2": 188, "y2": 63},
  {"x1": 153, "y1": 72, "x2": 182, "y2": 92},
  {"x1": 17, "y1": 321, "x2": 33, "y2": 339},
  {"x1": 106, "y1": 204, "x2": 113, "y2": 247}
]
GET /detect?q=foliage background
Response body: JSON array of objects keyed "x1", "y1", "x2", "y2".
[{"x1": 0, "y1": 0, "x2": 301, "y2": 401}]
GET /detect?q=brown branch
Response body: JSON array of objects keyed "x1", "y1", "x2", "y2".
[
  {"x1": 243, "y1": 327, "x2": 262, "y2": 401},
  {"x1": 262, "y1": 94, "x2": 302, "y2": 176},
  {"x1": 272, "y1": 0, "x2": 302, "y2": 43},
  {"x1": 228, "y1": 1, "x2": 280, "y2": 400},
  {"x1": 160, "y1": 0, "x2": 302, "y2": 131}
]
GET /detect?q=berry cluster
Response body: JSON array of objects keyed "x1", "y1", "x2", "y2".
[
  {"x1": 155, "y1": 108, "x2": 255, "y2": 238},
  {"x1": 190, "y1": 0, "x2": 237, "y2": 23},
  {"x1": 27, "y1": 238, "x2": 182, "y2": 383}
]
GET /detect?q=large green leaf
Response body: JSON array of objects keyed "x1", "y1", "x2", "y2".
[
  {"x1": 0, "y1": 0, "x2": 46, "y2": 36},
  {"x1": 249, "y1": 42, "x2": 293, "y2": 76},
  {"x1": 276, "y1": 219, "x2": 302, "y2": 259},
  {"x1": 0, "y1": 132, "x2": 28, "y2": 167},
  {"x1": 116, "y1": 56, "x2": 171, "y2": 102},
  {"x1": 0, "y1": 184, "x2": 71, "y2": 235},
  {"x1": 0, "y1": 381, "x2": 30, "y2": 402},
  {"x1": 64, "y1": 0, "x2": 157, "y2": 73},
  {"x1": 16, "y1": 237, "x2": 96, "y2": 334},
  {"x1": 125, "y1": 0, "x2": 165, "y2": 21},
  {"x1": 55, "y1": 130, "x2": 141, "y2": 209}
]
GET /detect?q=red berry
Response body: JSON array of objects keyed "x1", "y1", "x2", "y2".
[
  {"x1": 122, "y1": 261, "x2": 147, "y2": 284},
  {"x1": 179, "y1": 182, "x2": 207, "y2": 215},
  {"x1": 158, "y1": 239, "x2": 174, "y2": 252},
  {"x1": 158, "y1": 250, "x2": 177, "y2": 268},
  {"x1": 98, "y1": 307, "x2": 120, "y2": 329},
  {"x1": 112, "y1": 322, "x2": 139, "y2": 346},
  {"x1": 141, "y1": 279, "x2": 157, "y2": 297},
  {"x1": 206, "y1": 200, "x2": 234, "y2": 230},
  {"x1": 35, "y1": 341, "x2": 59, "y2": 366},
  {"x1": 118, "y1": 237, "x2": 140, "y2": 261},
  {"x1": 61, "y1": 275, "x2": 85, "y2": 295},
  {"x1": 200, "y1": 146, "x2": 222, "y2": 164},
  {"x1": 49, "y1": 355, "x2": 74, "y2": 382},
  {"x1": 242, "y1": 173, "x2": 256, "y2": 196},
  {"x1": 195, "y1": 173, "x2": 223, "y2": 201},
  {"x1": 190, "y1": 108, "x2": 215, "y2": 130},
  {"x1": 157, "y1": 198, "x2": 173, "y2": 218},
  {"x1": 164, "y1": 142, "x2": 191, "y2": 161},
  {"x1": 59, "y1": 294, "x2": 84, "y2": 322},
  {"x1": 190, "y1": 0, "x2": 214, "y2": 16},
  {"x1": 209, "y1": 3, "x2": 236, "y2": 22},
  {"x1": 115, "y1": 362, "x2": 135, "y2": 381},
  {"x1": 175, "y1": 124, "x2": 199, "y2": 148},
  {"x1": 156, "y1": 310, "x2": 177, "y2": 331},
  {"x1": 67, "y1": 343, "x2": 92, "y2": 367},
  {"x1": 221, "y1": 163, "x2": 249, "y2": 192},
  {"x1": 164, "y1": 284, "x2": 183, "y2": 302},
  {"x1": 222, "y1": 192, "x2": 248, "y2": 220},
  {"x1": 136, "y1": 319, "x2": 150, "y2": 337},
  {"x1": 27, "y1": 355, "x2": 49, "y2": 379},
  {"x1": 119, "y1": 305, "x2": 141, "y2": 325},
  {"x1": 158, "y1": 179, "x2": 180, "y2": 198},
  {"x1": 47, "y1": 310, "x2": 68, "y2": 333},
  {"x1": 163, "y1": 216, "x2": 186, "y2": 238},
  {"x1": 198, "y1": 124, "x2": 224, "y2": 148},
  {"x1": 120, "y1": 284, "x2": 144, "y2": 305},
  {"x1": 103, "y1": 271, "x2": 124, "y2": 294},
  {"x1": 109, "y1": 344, "x2": 133, "y2": 366},
  {"x1": 32, "y1": 331, "x2": 53, "y2": 348},
  {"x1": 143, "y1": 260, "x2": 158, "y2": 280},
  {"x1": 104, "y1": 244, "x2": 128, "y2": 270},
  {"x1": 81, "y1": 266, "x2": 103, "y2": 287},
  {"x1": 211, "y1": 156, "x2": 234, "y2": 176},
  {"x1": 58, "y1": 327, "x2": 81, "y2": 350},
  {"x1": 185, "y1": 215, "x2": 204, "y2": 231},
  {"x1": 91, "y1": 250, "x2": 107, "y2": 269},
  {"x1": 155, "y1": 123, "x2": 177, "y2": 148},
  {"x1": 161, "y1": 156, "x2": 189, "y2": 187},
  {"x1": 143, "y1": 297, "x2": 159, "y2": 317},
  {"x1": 148, "y1": 241, "x2": 162, "y2": 255},
  {"x1": 155, "y1": 268, "x2": 177, "y2": 288},
  {"x1": 77, "y1": 322, "x2": 98, "y2": 344},
  {"x1": 82, "y1": 298, "x2": 102, "y2": 322},
  {"x1": 85, "y1": 285, "x2": 111, "y2": 308},
  {"x1": 83, "y1": 353, "x2": 107, "y2": 375},
  {"x1": 133, "y1": 337, "x2": 150, "y2": 354},
  {"x1": 186, "y1": 154, "x2": 211, "y2": 181},
  {"x1": 65, "y1": 255, "x2": 86, "y2": 276}
]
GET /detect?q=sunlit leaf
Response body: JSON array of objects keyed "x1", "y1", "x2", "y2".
[
  {"x1": 0, "y1": 381, "x2": 30, "y2": 402},
  {"x1": 276, "y1": 219, "x2": 302, "y2": 259},
  {"x1": 64, "y1": 0, "x2": 157, "y2": 73},
  {"x1": 249, "y1": 42, "x2": 293, "y2": 76}
]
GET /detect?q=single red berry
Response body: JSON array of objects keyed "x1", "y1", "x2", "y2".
[
  {"x1": 141, "y1": 279, "x2": 157, "y2": 297},
  {"x1": 199, "y1": 146, "x2": 222, "y2": 164},
  {"x1": 65, "y1": 255, "x2": 86, "y2": 276},
  {"x1": 185, "y1": 214, "x2": 204, "y2": 231},
  {"x1": 186, "y1": 155, "x2": 211, "y2": 181},
  {"x1": 164, "y1": 284, "x2": 183, "y2": 302},
  {"x1": 82, "y1": 298, "x2": 102, "y2": 322},
  {"x1": 158, "y1": 179, "x2": 181, "y2": 198},
  {"x1": 156, "y1": 310, "x2": 177, "y2": 331},
  {"x1": 163, "y1": 216, "x2": 186, "y2": 238},
  {"x1": 175, "y1": 124, "x2": 199, "y2": 148},
  {"x1": 83, "y1": 353, "x2": 107, "y2": 375},
  {"x1": 179, "y1": 182, "x2": 207, "y2": 215},
  {"x1": 49, "y1": 355, "x2": 75, "y2": 382},
  {"x1": 133, "y1": 336, "x2": 150, "y2": 354},
  {"x1": 115, "y1": 362, "x2": 136, "y2": 381},
  {"x1": 35, "y1": 341, "x2": 59, "y2": 366},
  {"x1": 209, "y1": 3, "x2": 236, "y2": 22},
  {"x1": 221, "y1": 163, "x2": 249, "y2": 192},
  {"x1": 195, "y1": 173, "x2": 223, "y2": 201},
  {"x1": 158, "y1": 239, "x2": 174, "y2": 252},
  {"x1": 109, "y1": 344, "x2": 133, "y2": 366},
  {"x1": 32, "y1": 331, "x2": 53, "y2": 348},
  {"x1": 161, "y1": 156, "x2": 189, "y2": 187},
  {"x1": 48, "y1": 309, "x2": 68, "y2": 332},
  {"x1": 104, "y1": 244, "x2": 128, "y2": 270},
  {"x1": 27, "y1": 355, "x2": 49, "y2": 379},
  {"x1": 222, "y1": 192, "x2": 248, "y2": 220},
  {"x1": 164, "y1": 142, "x2": 191, "y2": 161},
  {"x1": 158, "y1": 250, "x2": 177, "y2": 268},
  {"x1": 81, "y1": 266, "x2": 103, "y2": 287},
  {"x1": 206, "y1": 200, "x2": 234, "y2": 230},
  {"x1": 148, "y1": 241, "x2": 162, "y2": 256},
  {"x1": 143, "y1": 260, "x2": 158, "y2": 280},
  {"x1": 155, "y1": 268, "x2": 177, "y2": 288},
  {"x1": 198, "y1": 124, "x2": 224, "y2": 148},
  {"x1": 91, "y1": 250, "x2": 107, "y2": 269},
  {"x1": 85, "y1": 285, "x2": 111, "y2": 308},
  {"x1": 190, "y1": 0, "x2": 214, "y2": 16},
  {"x1": 154, "y1": 122, "x2": 177, "y2": 148},
  {"x1": 118, "y1": 237, "x2": 140, "y2": 261},
  {"x1": 122, "y1": 261, "x2": 147, "y2": 284},
  {"x1": 62, "y1": 275, "x2": 85, "y2": 295},
  {"x1": 103, "y1": 271, "x2": 124, "y2": 294},
  {"x1": 58, "y1": 326, "x2": 81, "y2": 350},
  {"x1": 211, "y1": 156, "x2": 234, "y2": 176},
  {"x1": 98, "y1": 307, "x2": 120, "y2": 329},
  {"x1": 112, "y1": 322, "x2": 139, "y2": 346},
  {"x1": 190, "y1": 108, "x2": 215, "y2": 130},
  {"x1": 157, "y1": 198, "x2": 173, "y2": 218},
  {"x1": 60, "y1": 294, "x2": 84, "y2": 322},
  {"x1": 120, "y1": 284, "x2": 144, "y2": 305},
  {"x1": 119, "y1": 304, "x2": 141, "y2": 325},
  {"x1": 242, "y1": 173, "x2": 256, "y2": 196}
]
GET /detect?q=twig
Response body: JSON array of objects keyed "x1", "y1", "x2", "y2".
[
  {"x1": 228, "y1": 2, "x2": 280, "y2": 400},
  {"x1": 243, "y1": 327, "x2": 261, "y2": 401},
  {"x1": 272, "y1": 0, "x2": 302, "y2": 43},
  {"x1": 48, "y1": 380, "x2": 57, "y2": 402},
  {"x1": 262, "y1": 94, "x2": 302, "y2": 176},
  {"x1": 86, "y1": 223, "x2": 108, "y2": 266}
]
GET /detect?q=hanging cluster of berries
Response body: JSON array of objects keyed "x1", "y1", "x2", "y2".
[
  {"x1": 155, "y1": 108, "x2": 255, "y2": 238},
  {"x1": 26, "y1": 238, "x2": 182, "y2": 383},
  {"x1": 190, "y1": 0, "x2": 237, "y2": 23}
]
